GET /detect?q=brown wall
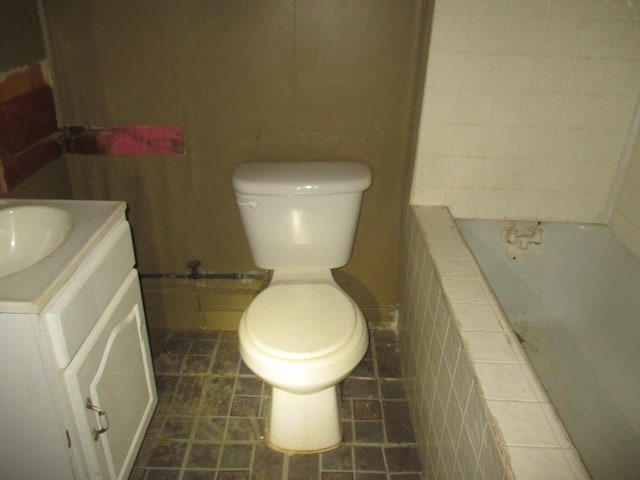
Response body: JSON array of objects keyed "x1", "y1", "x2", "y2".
[
  {"x1": 39, "y1": 1, "x2": 430, "y2": 315},
  {"x1": 0, "y1": 0, "x2": 44, "y2": 71},
  {"x1": 0, "y1": 0, "x2": 72, "y2": 199}
]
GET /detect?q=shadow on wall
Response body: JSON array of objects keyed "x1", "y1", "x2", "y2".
[{"x1": 334, "y1": 270, "x2": 384, "y2": 326}]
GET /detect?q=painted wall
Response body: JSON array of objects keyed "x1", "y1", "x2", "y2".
[
  {"x1": 0, "y1": 0, "x2": 71, "y2": 199},
  {"x1": 0, "y1": 0, "x2": 44, "y2": 71},
  {"x1": 39, "y1": 0, "x2": 431, "y2": 316},
  {"x1": 411, "y1": 0, "x2": 640, "y2": 222}
]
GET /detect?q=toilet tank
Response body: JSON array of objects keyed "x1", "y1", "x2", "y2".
[{"x1": 233, "y1": 161, "x2": 372, "y2": 270}]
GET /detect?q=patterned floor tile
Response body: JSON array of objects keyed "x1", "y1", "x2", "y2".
[{"x1": 130, "y1": 329, "x2": 425, "y2": 479}]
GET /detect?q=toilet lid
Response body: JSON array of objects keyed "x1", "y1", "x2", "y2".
[{"x1": 244, "y1": 284, "x2": 357, "y2": 360}]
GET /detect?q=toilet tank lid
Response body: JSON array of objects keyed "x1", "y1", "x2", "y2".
[{"x1": 233, "y1": 161, "x2": 372, "y2": 195}]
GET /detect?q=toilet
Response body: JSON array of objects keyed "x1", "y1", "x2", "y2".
[{"x1": 232, "y1": 160, "x2": 372, "y2": 453}]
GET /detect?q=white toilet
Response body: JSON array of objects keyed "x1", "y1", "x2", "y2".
[{"x1": 232, "y1": 160, "x2": 372, "y2": 453}]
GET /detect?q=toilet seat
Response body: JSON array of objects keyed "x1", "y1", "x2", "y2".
[{"x1": 244, "y1": 283, "x2": 357, "y2": 361}]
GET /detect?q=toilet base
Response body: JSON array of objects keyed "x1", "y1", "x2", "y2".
[{"x1": 267, "y1": 385, "x2": 342, "y2": 453}]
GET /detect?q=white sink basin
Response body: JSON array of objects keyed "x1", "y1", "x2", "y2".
[
  {"x1": 0, "y1": 206, "x2": 73, "y2": 279},
  {"x1": 0, "y1": 200, "x2": 126, "y2": 313}
]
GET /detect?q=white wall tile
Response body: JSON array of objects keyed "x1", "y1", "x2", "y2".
[
  {"x1": 437, "y1": 257, "x2": 480, "y2": 279},
  {"x1": 473, "y1": 0, "x2": 513, "y2": 17},
  {"x1": 429, "y1": 13, "x2": 470, "y2": 53},
  {"x1": 434, "y1": 0, "x2": 475, "y2": 15},
  {"x1": 448, "y1": 156, "x2": 485, "y2": 188},
  {"x1": 573, "y1": 19, "x2": 613, "y2": 58},
  {"x1": 413, "y1": 155, "x2": 450, "y2": 188},
  {"x1": 462, "y1": 54, "x2": 501, "y2": 90},
  {"x1": 490, "y1": 91, "x2": 527, "y2": 126},
  {"x1": 473, "y1": 189, "x2": 511, "y2": 218},
  {"x1": 540, "y1": 17, "x2": 579, "y2": 56},
  {"x1": 467, "y1": 16, "x2": 512, "y2": 54},
  {"x1": 524, "y1": 93, "x2": 564, "y2": 127},
  {"x1": 615, "y1": 178, "x2": 640, "y2": 226},
  {"x1": 451, "y1": 125, "x2": 490, "y2": 156},
  {"x1": 558, "y1": 94, "x2": 599, "y2": 129},
  {"x1": 456, "y1": 90, "x2": 495, "y2": 124},
  {"x1": 480, "y1": 158, "x2": 519, "y2": 189},
  {"x1": 495, "y1": 56, "x2": 534, "y2": 91},
  {"x1": 425, "y1": 52, "x2": 465, "y2": 88},
  {"x1": 547, "y1": 0, "x2": 583, "y2": 20},
  {"x1": 442, "y1": 278, "x2": 489, "y2": 303},
  {"x1": 611, "y1": 210, "x2": 640, "y2": 257},
  {"x1": 509, "y1": 447, "x2": 575, "y2": 480},
  {"x1": 566, "y1": 58, "x2": 607, "y2": 94},
  {"x1": 446, "y1": 188, "x2": 480, "y2": 217},
  {"x1": 504, "y1": 190, "x2": 542, "y2": 219},
  {"x1": 488, "y1": 401, "x2": 560, "y2": 446},
  {"x1": 506, "y1": 16, "x2": 546, "y2": 55},
  {"x1": 418, "y1": 123, "x2": 455, "y2": 156},
  {"x1": 529, "y1": 57, "x2": 569, "y2": 93},
  {"x1": 411, "y1": 0, "x2": 640, "y2": 224},
  {"x1": 485, "y1": 125, "x2": 523, "y2": 158},
  {"x1": 420, "y1": 88, "x2": 460, "y2": 123},
  {"x1": 461, "y1": 331, "x2": 519, "y2": 362},
  {"x1": 584, "y1": 128, "x2": 625, "y2": 163},
  {"x1": 518, "y1": 127, "x2": 556, "y2": 159},
  {"x1": 602, "y1": 60, "x2": 640, "y2": 96},
  {"x1": 475, "y1": 363, "x2": 537, "y2": 401},
  {"x1": 511, "y1": 0, "x2": 549, "y2": 18},
  {"x1": 573, "y1": 161, "x2": 616, "y2": 193}
]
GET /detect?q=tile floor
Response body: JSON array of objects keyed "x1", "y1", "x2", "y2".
[{"x1": 130, "y1": 328, "x2": 424, "y2": 480}]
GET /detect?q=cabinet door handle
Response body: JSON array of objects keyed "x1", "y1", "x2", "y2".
[{"x1": 86, "y1": 397, "x2": 109, "y2": 441}]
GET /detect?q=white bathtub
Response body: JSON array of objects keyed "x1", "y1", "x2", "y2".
[
  {"x1": 400, "y1": 206, "x2": 588, "y2": 480},
  {"x1": 457, "y1": 219, "x2": 640, "y2": 480}
]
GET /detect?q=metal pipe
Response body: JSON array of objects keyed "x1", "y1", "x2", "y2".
[{"x1": 139, "y1": 272, "x2": 267, "y2": 280}]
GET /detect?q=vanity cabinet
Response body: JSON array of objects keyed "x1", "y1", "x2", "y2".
[{"x1": 0, "y1": 203, "x2": 157, "y2": 480}]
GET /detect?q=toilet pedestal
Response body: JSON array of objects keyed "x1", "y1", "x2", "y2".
[{"x1": 268, "y1": 385, "x2": 342, "y2": 453}]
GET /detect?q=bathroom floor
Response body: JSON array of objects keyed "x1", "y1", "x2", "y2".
[{"x1": 129, "y1": 328, "x2": 424, "y2": 479}]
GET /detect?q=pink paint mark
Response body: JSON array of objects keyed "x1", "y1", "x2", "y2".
[{"x1": 65, "y1": 125, "x2": 185, "y2": 156}]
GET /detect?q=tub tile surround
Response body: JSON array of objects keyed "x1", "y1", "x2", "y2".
[
  {"x1": 130, "y1": 328, "x2": 425, "y2": 479},
  {"x1": 411, "y1": 0, "x2": 640, "y2": 223},
  {"x1": 611, "y1": 114, "x2": 640, "y2": 258},
  {"x1": 398, "y1": 206, "x2": 590, "y2": 479}
]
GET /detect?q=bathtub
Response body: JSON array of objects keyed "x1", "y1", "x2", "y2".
[
  {"x1": 457, "y1": 219, "x2": 640, "y2": 480},
  {"x1": 399, "y1": 206, "x2": 591, "y2": 480}
]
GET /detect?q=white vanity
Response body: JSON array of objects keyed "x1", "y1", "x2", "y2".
[{"x1": 0, "y1": 199, "x2": 157, "y2": 479}]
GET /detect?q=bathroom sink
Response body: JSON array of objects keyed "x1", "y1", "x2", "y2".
[
  {"x1": 0, "y1": 206, "x2": 73, "y2": 279},
  {"x1": 0, "y1": 199, "x2": 126, "y2": 313}
]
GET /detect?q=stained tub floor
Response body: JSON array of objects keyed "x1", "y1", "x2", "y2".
[{"x1": 130, "y1": 328, "x2": 424, "y2": 479}]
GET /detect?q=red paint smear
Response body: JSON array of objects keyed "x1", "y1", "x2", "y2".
[{"x1": 65, "y1": 125, "x2": 185, "y2": 156}]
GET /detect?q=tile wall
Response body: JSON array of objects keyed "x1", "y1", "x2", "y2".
[
  {"x1": 611, "y1": 113, "x2": 640, "y2": 257},
  {"x1": 398, "y1": 205, "x2": 590, "y2": 479},
  {"x1": 411, "y1": 0, "x2": 640, "y2": 222}
]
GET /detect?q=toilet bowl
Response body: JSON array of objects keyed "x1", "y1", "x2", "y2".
[
  {"x1": 232, "y1": 160, "x2": 372, "y2": 452},
  {"x1": 239, "y1": 274, "x2": 368, "y2": 451}
]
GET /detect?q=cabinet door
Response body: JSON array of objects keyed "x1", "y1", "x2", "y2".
[{"x1": 65, "y1": 270, "x2": 157, "y2": 479}]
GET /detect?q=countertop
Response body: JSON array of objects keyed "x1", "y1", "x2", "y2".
[{"x1": 0, "y1": 199, "x2": 126, "y2": 314}]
